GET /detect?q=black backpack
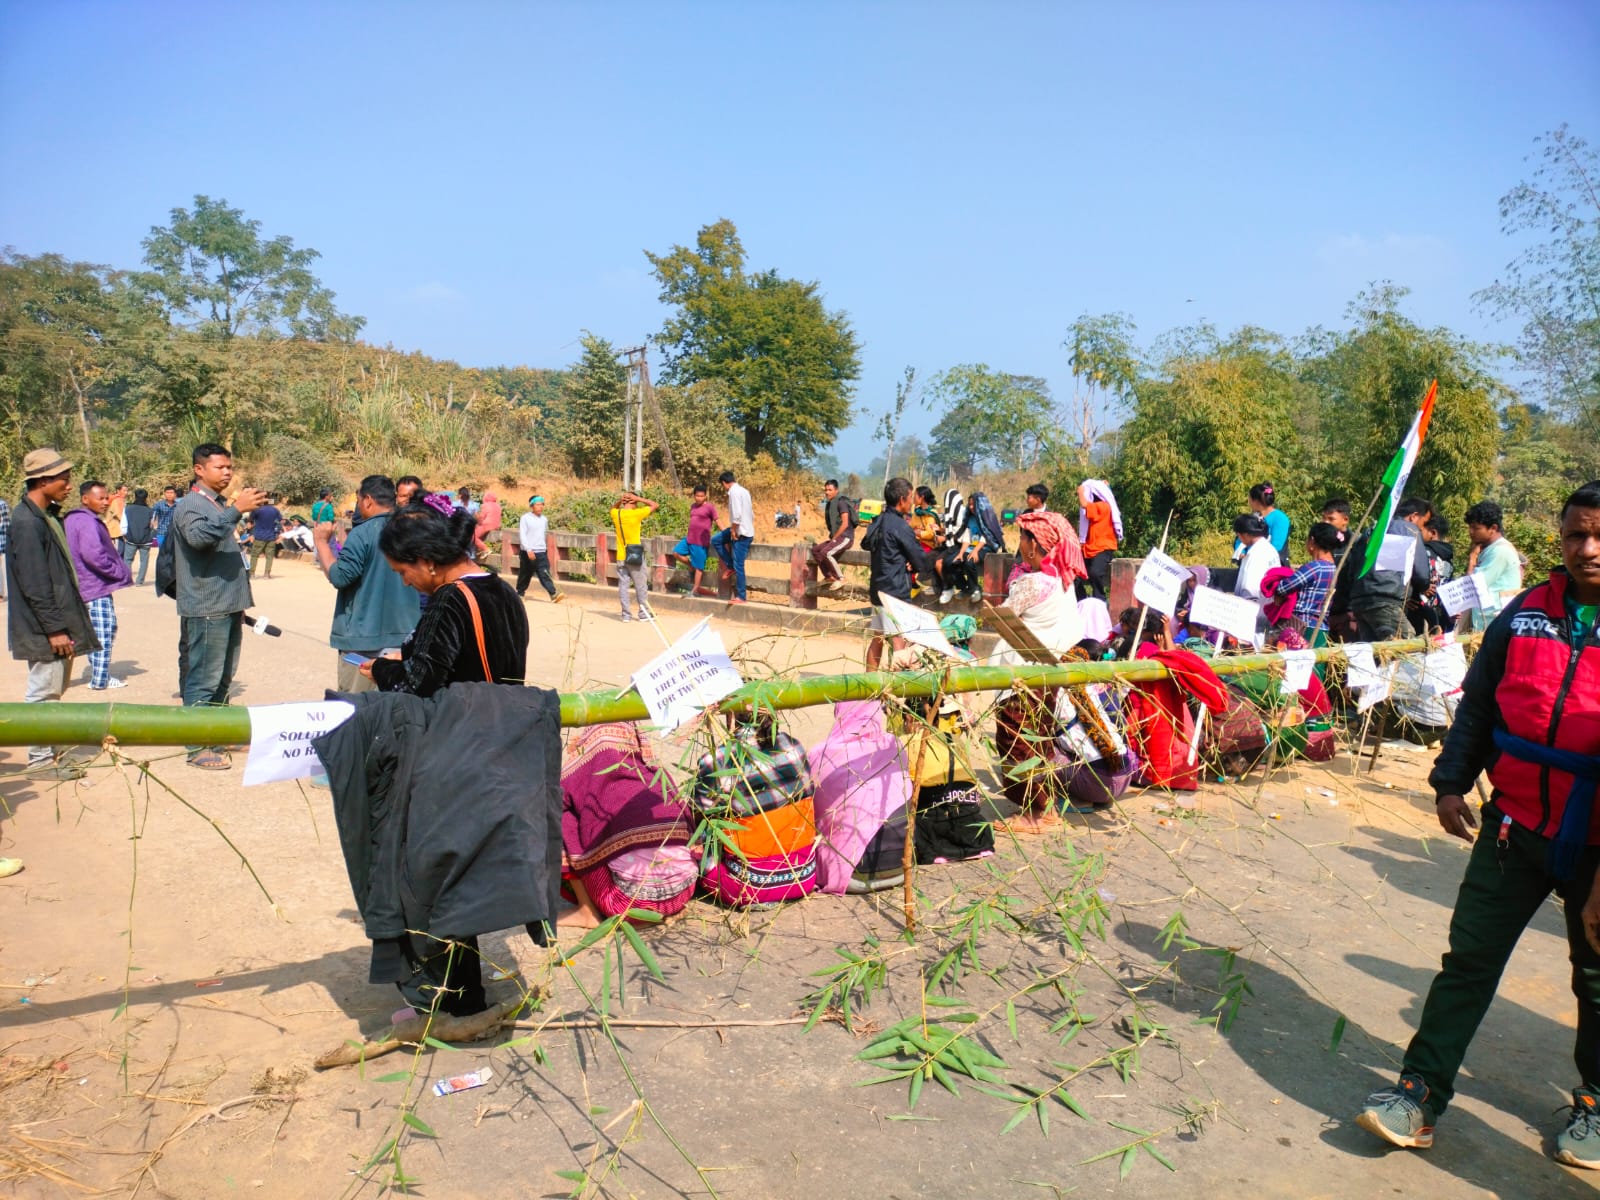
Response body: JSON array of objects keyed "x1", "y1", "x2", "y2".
[{"x1": 154, "y1": 532, "x2": 176, "y2": 598}]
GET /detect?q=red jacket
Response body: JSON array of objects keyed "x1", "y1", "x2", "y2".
[{"x1": 1431, "y1": 571, "x2": 1600, "y2": 838}]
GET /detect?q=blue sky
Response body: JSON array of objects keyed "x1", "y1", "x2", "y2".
[{"x1": 2, "y1": 1, "x2": 1596, "y2": 467}]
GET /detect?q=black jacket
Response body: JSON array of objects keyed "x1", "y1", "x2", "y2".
[
  {"x1": 1336, "y1": 518, "x2": 1431, "y2": 612},
  {"x1": 860, "y1": 507, "x2": 932, "y2": 604},
  {"x1": 6, "y1": 495, "x2": 99, "y2": 662},
  {"x1": 314, "y1": 683, "x2": 563, "y2": 983},
  {"x1": 824, "y1": 495, "x2": 856, "y2": 539}
]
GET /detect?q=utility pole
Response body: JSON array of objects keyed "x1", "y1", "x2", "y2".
[{"x1": 618, "y1": 345, "x2": 681, "y2": 493}]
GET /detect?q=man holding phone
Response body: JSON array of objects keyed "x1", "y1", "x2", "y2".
[{"x1": 173, "y1": 443, "x2": 267, "y2": 770}]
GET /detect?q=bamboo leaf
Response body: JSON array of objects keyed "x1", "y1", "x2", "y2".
[
  {"x1": 401, "y1": 1111, "x2": 437, "y2": 1138},
  {"x1": 620, "y1": 920, "x2": 664, "y2": 980},
  {"x1": 1328, "y1": 1014, "x2": 1348, "y2": 1054},
  {"x1": 1001, "y1": 1105, "x2": 1032, "y2": 1135},
  {"x1": 1119, "y1": 1145, "x2": 1138, "y2": 1180},
  {"x1": 908, "y1": 1069, "x2": 924, "y2": 1109},
  {"x1": 422, "y1": 1036, "x2": 456, "y2": 1051},
  {"x1": 374, "y1": 1071, "x2": 410, "y2": 1083},
  {"x1": 1144, "y1": 1143, "x2": 1176, "y2": 1171},
  {"x1": 1006, "y1": 999, "x2": 1019, "y2": 1043}
]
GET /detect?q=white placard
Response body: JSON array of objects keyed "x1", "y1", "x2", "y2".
[
  {"x1": 1343, "y1": 643, "x2": 1384, "y2": 689},
  {"x1": 1415, "y1": 643, "x2": 1469, "y2": 698},
  {"x1": 631, "y1": 617, "x2": 745, "y2": 732},
  {"x1": 1188, "y1": 585, "x2": 1260, "y2": 644},
  {"x1": 1279, "y1": 649, "x2": 1317, "y2": 695},
  {"x1": 1375, "y1": 533, "x2": 1417, "y2": 576},
  {"x1": 1132, "y1": 547, "x2": 1191, "y2": 618},
  {"x1": 878, "y1": 593, "x2": 960, "y2": 658},
  {"x1": 1356, "y1": 667, "x2": 1394, "y2": 712},
  {"x1": 1438, "y1": 573, "x2": 1492, "y2": 618},
  {"x1": 243, "y1": 701, "x2": 356, "y2": 785}
]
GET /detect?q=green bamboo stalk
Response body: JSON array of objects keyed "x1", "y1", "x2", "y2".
[{"x1": 0, "y1": 634, "x2": 1466, "y2": 746}]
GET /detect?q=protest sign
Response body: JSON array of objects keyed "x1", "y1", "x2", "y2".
[
  {"x1": 1343, "y1": 643, "x2": 1383, "y2": 689},
  {"x1": 1375, "y1": 533, "x2": 1417, "y2": 576},
  {"x1": 1133, "y1": 547, "x2": 1191, "y2": 617},
  {"x1": 1189, "y1": 585, "x2": 1260, "y2": 645},
  {"x1": 243, "y1": 700, "x2": 356, "y2": 785},
  {"x1": 1356, "y1": 667, "x2": 1394, "y2": 712},
  {"x1": 1278, "y1": 649, "x2": 1316, "y2": 695},
  {"x1": 879, "y1": 593, "x2": 960, "y2": 658},
  {"x1": 1438, "y1": 573, "x2": 1492, "y2": 618},
  {"x1": 631, "y1": 617, "x2": 745, "y2": 732}
]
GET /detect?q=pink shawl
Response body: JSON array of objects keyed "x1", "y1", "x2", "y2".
[{"x1": 807, "y1": 701, "x2": 911, "y2": 894}]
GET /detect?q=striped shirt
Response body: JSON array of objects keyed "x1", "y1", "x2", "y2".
[{"x1": 693, "y1": 728, "x2": 814, "y2": 816}]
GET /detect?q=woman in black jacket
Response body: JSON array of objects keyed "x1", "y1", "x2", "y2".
[{"x1": 359, "y1": 494, "x2": 528, "y2": 696}]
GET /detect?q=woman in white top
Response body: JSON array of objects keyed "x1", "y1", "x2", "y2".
[{"x1": 1233, "y1": 513, "x2": 1281, "y2": 603}]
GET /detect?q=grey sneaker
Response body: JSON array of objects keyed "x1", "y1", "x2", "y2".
[
  {"x1": 620, "y1": 612, "x2": 632, "y2": 622},
  {"x1": 1356, "y1": 1074, "x2": 1436, "y2": 1149},
  {"x1": 1556, "y1": 1086, "x2": 1600, "y2": 1169}
]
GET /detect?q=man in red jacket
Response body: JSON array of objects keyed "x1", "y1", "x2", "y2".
[{"x1": 1357, "y1": 480, "x2": 1600, "y2": 1168}]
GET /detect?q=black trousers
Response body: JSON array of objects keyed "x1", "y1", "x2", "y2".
[
  {"x1": 1081, "y1": 549, "x2": 1112, "y2": 601},
  {"x1": 1403, "y1": 804, "x2": 1600, "y2": 1115},
  {"x1": 516, "y1": 550, "x2": 557, "y2": 598}
]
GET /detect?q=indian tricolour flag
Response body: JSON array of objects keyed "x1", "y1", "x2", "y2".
[{"x1": 1360, "y1": 379, "x2": 1438, "y2": 577}]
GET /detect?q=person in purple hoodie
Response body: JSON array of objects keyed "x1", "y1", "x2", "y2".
[{"x1": 64, "y1": 480, "x2": 133, "y2": 689}]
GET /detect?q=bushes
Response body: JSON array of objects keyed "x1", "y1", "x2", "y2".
[{"x1": 261, "y1": 434, "x2": 344, "y2": 503}]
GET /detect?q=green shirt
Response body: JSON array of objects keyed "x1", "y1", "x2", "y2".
[
  {"x1": 312, "y1": 499, "x2": 336, "y2": 524},
  {"x1": 1470, "y1": 537, "x2": 1523, "y2": 632}
]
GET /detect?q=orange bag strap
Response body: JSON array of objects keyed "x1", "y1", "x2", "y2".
[{"x1": 455, "y1": 579, "x2": 493, "y2": 681}]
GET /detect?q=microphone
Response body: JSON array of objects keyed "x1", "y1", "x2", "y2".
[{"x1": 243, "y1": 614, "x2": 282, "y2": 637}]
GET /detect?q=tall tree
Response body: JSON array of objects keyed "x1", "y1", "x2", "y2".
[
  {"x1": 1064, "y1": 312, "x2": 1140, "y2": 474},
  {"x1": 1299, "y1": 284, "x2": 1504, "y2": 527},
  {"x1": 1474, "y1": 125, "x2": 1599, "y2": 424},
  {"x1": 645, "y1": 219, "x2": 861, "y2": 465},
  {"x1": 137, "y1": 195, "x2": 364, "y2": 342},
  {"x1": 559, "y1": 332, "x2": 628, "y2": 478},
  {"x1": 926, "y1": 365, "x2": 1056, "y2": 476}
]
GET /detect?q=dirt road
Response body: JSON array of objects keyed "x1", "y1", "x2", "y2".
[{"x1": 0, "y1": 556, "x2": 1592, "y2": 1198}]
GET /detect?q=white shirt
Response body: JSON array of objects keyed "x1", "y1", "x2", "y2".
[
  {"x1": 519, "y1": 511, "x2": 548, "y2": 553},
  {"x1": 728, "y1": 484, "x2": 754, "y2": 538},
  {"x1": 1235, "y1": 538, "x2": 1281, "y2": 601}
]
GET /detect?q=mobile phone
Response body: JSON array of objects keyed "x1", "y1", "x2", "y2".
[{"x1": 341, "y1": 653, "x2": 373, "y2": 667}]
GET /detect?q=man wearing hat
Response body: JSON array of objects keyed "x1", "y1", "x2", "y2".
[{"x1": 6, "y1": 449, "x2": 99, "y2": 782}]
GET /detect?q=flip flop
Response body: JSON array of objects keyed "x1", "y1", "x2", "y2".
[{"x1": 187, "y1": 749, "x2": 231, "y2": 771}]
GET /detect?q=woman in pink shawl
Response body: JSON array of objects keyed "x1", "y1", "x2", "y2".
[
  {"x1": 473, "y1": 491, "x2": 504, "y2": 559},
  {"x1": 808, "y1": 701, "x2": 911, "y2": 894},
  {"x1": 560, "y1": 723, "x2": 695, "y2": 927}
]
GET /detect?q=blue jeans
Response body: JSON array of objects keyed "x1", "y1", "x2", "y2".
[
  {"x1": 182, "y1": 613, "x2": 243, "y2": 748},
  {"x1": 711, "y1": 529, "x2": 753, "y2": 599},
  {"x1": 121, "y1": 540, "x2": 152, "y2": 586}
]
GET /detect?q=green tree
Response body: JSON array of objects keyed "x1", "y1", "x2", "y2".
[
  {"x1": 1063, "y1": 312, "x2": 1141, "y2": 473},
  {"x1": 137, "y1": 195, "x2": 364, "y2": 342},
  {"x1": 1109, "y1": 328, "x2": 1316, "y2": 553},
  {"x1": 1298, "y1": 284, "x2": 1505, "y2": 528},
  {"x1": 1473, "y1": 125, "x2": 1599, "y2": 424},
  {"x1": 645, "y1": 219, "x2": 861, "y2": 465},
  {"x1": 926, "y1": 365, "x2": 1056, "y2": 476},
  {"x1": 559, "y1": 332, "x2": 628, "y2": 478}
]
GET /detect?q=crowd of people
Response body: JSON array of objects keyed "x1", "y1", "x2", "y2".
[{"x1": 6, "y1": 441, "x2": 1600, "y2": 1176}]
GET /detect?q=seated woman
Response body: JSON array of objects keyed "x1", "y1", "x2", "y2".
[
  {"x1": 991, "y1": 511, "x2": 1088, "y2": 832},
  {"x1": 909, "y1": 486, "x2": 945, "y2": 592},
  {"x1": 692, "y1": 713, "x2": 819, "y2": 906},
  {"x1": 892, "y1": 696, "x2": 995, "y2": 863},
  {"x1": 1055, "y1": 643, "x2": 1140, "y2": 811},
  {"x1": 560, "y1": 723, "x2": 695, "y2": 928},
  {"x1": 1121, "y1": 606, "x2": 1231, "y2": 791},
  {"x1": 362, "y1": 493, "x2": 528, "y2": 695},
  {"x1": 809, "y1": 701, "x2": 912, "y2": 893}
]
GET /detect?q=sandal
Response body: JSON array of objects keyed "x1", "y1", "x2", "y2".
[{"x1": 187, "y1": 749, "x2": 231, "y2": 771}]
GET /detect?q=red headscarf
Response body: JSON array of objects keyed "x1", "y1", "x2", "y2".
[{"x1": 1017, "y1": 510, "x2": 1088, "y2": 582}]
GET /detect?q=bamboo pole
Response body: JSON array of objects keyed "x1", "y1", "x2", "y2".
[{"x1": 0, "y1": 635, "x2": 1472, "y2": 747}]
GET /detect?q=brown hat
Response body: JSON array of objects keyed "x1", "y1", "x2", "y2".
[{"x1": 21, "y1": 448, "x2": 72, "y2": 479}]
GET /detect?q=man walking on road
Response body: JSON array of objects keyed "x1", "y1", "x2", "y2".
[
  {"x1": 121, "y1": 488, "x2": 155, "y2": 586},
  {"x1": 711, "y1": 470, "x2": 755, "y2": 604},
  {"x1": 314, "y1": 474, "x2": 418, "y2": 693},
  {"x1": 811, "y1": 479, "x2": 856, "y2": 592},
  {"x1": 173, "y1": 443, "x2": 267, "y2": 771},
  {"x1": 6, "y1": 448, "x2": 99, "y2": 779},
  {"x1": 516, "y1": 495, "x2": 561, "y2": 602},
  {"x1": 64, "y1": 480, "x2": 132, "y2": 690},
  {"x1": 1357, "y1": 480, "x2": 1600, "y2": 1169}
]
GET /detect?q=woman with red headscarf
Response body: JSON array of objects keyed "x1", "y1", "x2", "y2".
[{"x1": 1011, "y1": 509, "x2": 1088, "y2": 588}]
